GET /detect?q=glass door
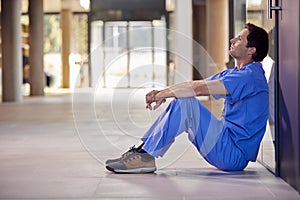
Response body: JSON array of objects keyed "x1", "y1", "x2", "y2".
[
  {"x1": 233, "y1": 0, "x2": 277, "y2": 173},
  {"x1": 90, "y1": 20, "x2": 167, "y2": 88}
]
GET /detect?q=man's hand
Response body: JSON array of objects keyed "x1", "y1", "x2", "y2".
[
  {"x1": 144, "y1": 80, "x2": 227, "y2": 110},
  {"x1": 145, "y1": 90, "x2": 166, "y2": 110}
]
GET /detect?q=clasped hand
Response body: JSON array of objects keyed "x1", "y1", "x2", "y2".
[{"x1": 145, "y1": 90, "x2": 166, "y2": 110}]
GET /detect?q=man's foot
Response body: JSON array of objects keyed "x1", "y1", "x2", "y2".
[
  {"x1": 105, "y1": 146, "x2": 137, "y2": 165},
  {"x1": 106, "y1": 147, "x2": 156, "y2": 174}
]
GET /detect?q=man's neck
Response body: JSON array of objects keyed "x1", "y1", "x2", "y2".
[{"x1": 235, "y1": 59, "x2": 254, "y2": 70}]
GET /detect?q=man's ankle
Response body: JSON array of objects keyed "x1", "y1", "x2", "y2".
[
  {"x1": 137, "y1": 148, "x2": 147, "y2": 153},
  {"x1": 136, "y1": 142, "x2": 145, "y2": 151}
]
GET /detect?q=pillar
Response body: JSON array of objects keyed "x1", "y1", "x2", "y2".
[
  {"x1": 61, "y1": 9, "x2": 72, "y2": 88},
  {"x1": 29, "y1": 0, "x2": 44, "y2": 96},
  {"x1": 1, "y1": 0, "x2": 22, "y2": 102},
  {"x1": 173, "y1": 0, "x2": 193, "y2": 83},
  {"x1": 207, "y1": 0, "x2": 229, "y2": 72}
]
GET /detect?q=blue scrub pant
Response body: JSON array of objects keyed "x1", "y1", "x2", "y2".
[{"x1": 141, "y1": 98, "x2": 248, "y2": 171}]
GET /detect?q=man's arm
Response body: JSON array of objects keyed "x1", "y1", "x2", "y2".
[{"x1": 146, "y1": 80, "x2": 229, "y2": 110}]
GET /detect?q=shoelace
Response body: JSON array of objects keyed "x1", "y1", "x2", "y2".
[{"x1": 120, "y1": 145, "x2": 136, "y2": 159}]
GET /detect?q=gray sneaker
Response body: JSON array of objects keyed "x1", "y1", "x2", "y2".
[
  {"x1": 106, "y1": 149, "x2": 156, "y2": 174},
  {"x1": 105, "y1": 146, "x2": 137, "y2": 165}
]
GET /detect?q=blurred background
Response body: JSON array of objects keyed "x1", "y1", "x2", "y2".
[{"x1": 1, "y1": 0, "x2": 300, "y2": 194}]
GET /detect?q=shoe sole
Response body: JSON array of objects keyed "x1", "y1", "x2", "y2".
[{"x1": 106, "y1": 165, "x2": 156, "y2": 174}]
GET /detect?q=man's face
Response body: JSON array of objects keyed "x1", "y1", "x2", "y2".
[{"x1": 229, "y1": 28, "x2": 251, "y2": 60}]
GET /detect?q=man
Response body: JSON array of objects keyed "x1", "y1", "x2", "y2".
[{"x1": 106, "y1": 23, "x2": 269, "y2": 173}]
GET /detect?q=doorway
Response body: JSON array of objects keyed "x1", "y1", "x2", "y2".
[{"x1": 90, "y1": 20, "x2": 167, "y2": 88}]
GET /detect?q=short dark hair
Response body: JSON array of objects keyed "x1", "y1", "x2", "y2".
[{"x1": 244, "y1": 23, "x2": 269, "y2": 62}]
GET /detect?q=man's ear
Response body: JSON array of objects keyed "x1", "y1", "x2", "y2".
[{"x1": 248, "y1": 47, "x2": 256, "y2": 55}]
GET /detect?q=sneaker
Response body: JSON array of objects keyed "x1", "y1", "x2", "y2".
[
  {"x1": 105, "y1": 146, "x2": 137, "y2": 165},
  {"x1": 106, "y1": 150, "x2": 156, "y2": 174}
]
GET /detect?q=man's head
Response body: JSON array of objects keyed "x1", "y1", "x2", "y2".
[
  {"x1": 230, "y1": 23, "x2": 269, "y2": 62},
  {"x1": 243, "y1": 23, "x2": 269, "y2": 62}
]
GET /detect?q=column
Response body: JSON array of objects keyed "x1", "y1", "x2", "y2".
[
  {"x1": 29, "y1": 0, "x2": 44, "y2": 96},
  {"x1": 61, "y1": 9, "x2": 72, "y2": 88},
  {"x1": 173, "y1": 0, "x2": 193, "y2": 83},
  {"x1": 1, "y1": 0, "x2": 22, "y2": 102},
  {"x1": 207, "y1": 0, "x2": 229, "y2": 72}
]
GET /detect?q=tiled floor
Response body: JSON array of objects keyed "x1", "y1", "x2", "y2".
[{"x1": 0, "y1": 88, "x2": 299, "y2": 199}]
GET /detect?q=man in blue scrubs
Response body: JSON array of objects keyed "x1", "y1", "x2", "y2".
[{"x1": 106, "y1": 23, "x2": 269, "y2": 173}]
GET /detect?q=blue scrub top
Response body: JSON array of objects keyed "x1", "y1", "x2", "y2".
[{"x1": 206, "y1": 62, "x2": 269, "y2": 161}]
